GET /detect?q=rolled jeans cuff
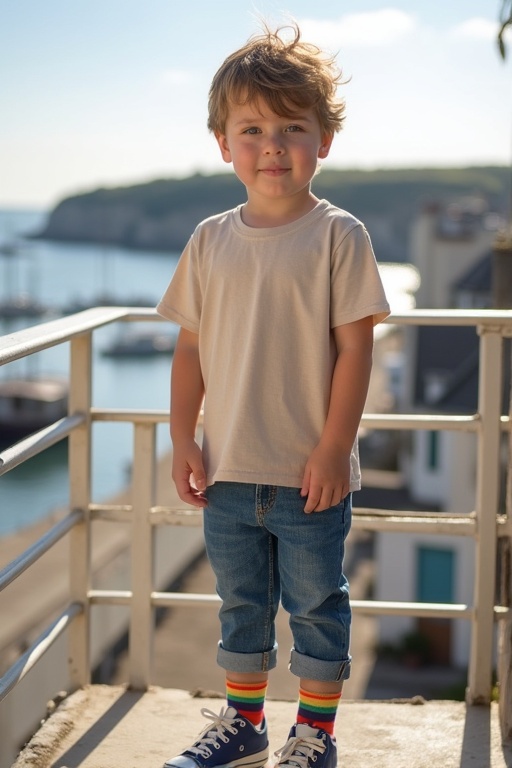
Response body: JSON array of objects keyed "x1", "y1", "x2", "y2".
[
  {"x1": 216, "y1": 641, "x2": 278, "y2": 674},
  {"x1": 289, "y1": 648, "x2": 352, "y2": 682}
]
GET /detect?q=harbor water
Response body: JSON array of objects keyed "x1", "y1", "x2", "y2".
[{"x1": 0, "y1": 208, "x2": 180, "y2": 536}]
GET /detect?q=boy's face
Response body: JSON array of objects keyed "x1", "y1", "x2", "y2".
[{"x1": 215, "y1": 97, "x2": 333, "y2": 206}]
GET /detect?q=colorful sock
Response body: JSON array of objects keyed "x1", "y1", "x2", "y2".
[
  {"x1": 297, "y1": 687, "x2": 342, "y2": 735},
  {"x1": 226, "y1": 679, "x2": 268, "y2": 727}
]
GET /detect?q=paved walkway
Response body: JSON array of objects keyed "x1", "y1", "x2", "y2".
[{"x1": 13, "y1": 686, "x2": 512, "y2": 768}]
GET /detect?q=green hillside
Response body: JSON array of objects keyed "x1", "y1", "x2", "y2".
[{"x1": 39, "y1": 166, "x2": 510, "y2": 260}]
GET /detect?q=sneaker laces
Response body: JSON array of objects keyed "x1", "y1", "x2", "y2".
[
  {"x1": 188, "y1": 707, "x2": 242, "y2": 759},
  {"x1": 274, "y1": 732, "x2": 326, "y2": 768}
]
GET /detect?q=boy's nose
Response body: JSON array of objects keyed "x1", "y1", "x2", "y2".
[{"x1": 263, "y1": 135, "x2": 285, "y2": 154}]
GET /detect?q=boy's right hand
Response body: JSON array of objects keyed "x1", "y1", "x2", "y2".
[{"x1": 172, "y1": 438, "x2": 207, "y2": 508}]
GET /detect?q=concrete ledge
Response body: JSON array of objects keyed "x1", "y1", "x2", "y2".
[{"x1": 13, "y1": 685, "x2": 512, "y2": 768}]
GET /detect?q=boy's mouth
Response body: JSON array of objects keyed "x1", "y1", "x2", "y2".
[{"x1": 260, "y1": 167, "x2": 289, "y2": 176}]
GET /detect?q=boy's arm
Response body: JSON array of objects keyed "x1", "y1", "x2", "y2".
[
  {"x1": 301, "y1": 315, "x2": 374, "y2": 513},
  {"x1": 170, "y1": 327, "x2": 207, "y2": 507}
]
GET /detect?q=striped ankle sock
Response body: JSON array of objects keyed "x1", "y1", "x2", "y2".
[
  {"x1": 226, "y1": 680, "x2": 267, "y2": 727},
  {"x1": 297, "y1": 687, "x2": 342, "y2": 735}
]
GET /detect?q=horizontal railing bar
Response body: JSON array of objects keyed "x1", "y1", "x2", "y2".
[
  {"x1": 361, "y1": 413, "x2": 479, "y2": 431},
  {"x1": 152, "y1": 591, "x2": 220, "y2": 607},
  {"x1": 0, "y1": 307, "x2": 132, "y2": 365},
  {"x1": 87, "y1": 500, "x2": 489, "y2": 539},
  {"x1": 89, "y1": 590, "x2": 509, "y2": 622},
  {"x1": 350, "y1": 599, "x2": 473, "y2": 618},
  {"x1": 90, "y1": 408, "x2": 169, "y2": 423},
  {"x1": 0, "y1": 509, "x2": 83, "y2": 593},
  {"x1": 89, "y1": 409, "x2": 486, "y2": 431},
  {"x1": 0, "y1": 412, "x2": 86, "y2": 475},
  {"x1": 355, "y1": 507, "x2": 475, "y2": 519},
  {"x1": 149, "y1": 507, "x2": 204, "y2": 526},
  {"x1": 88, "y1": 589, "x2": 131, "y2": 606},
  {"x1": 383, "y1": 309, "x2": 512, "y2": 328},
  {"x1": 2, "y1": 309, "x2": 511, "y2": 368},
  {"x1": 117, "y1": 308, "x2": 163, "y2": 321},
  {"x1": 353, "y1": 508, "x2": 476, "y2": 536},
  {"x1": 89, "y1": 504, "x2": 133, "y2": 523},
  {"x1": 149, "y1": 592, "x2": 475, "y2": 620},
  {"x1": 352, "y1": 516, "x2": 477, "y2": 538},
  {"x1": 0, "y1": 602, "x2": 83, "y2": 702},
  {"x1": 0, "y1": 307, "x2": 165, "y2": 366}
]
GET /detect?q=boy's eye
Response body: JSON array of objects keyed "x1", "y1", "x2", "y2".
[
  {"x1": 286, "y1": 124, "x2": 303, "y2": 132},
  {"x1": 243, "y1": 127, "x2": 261, "y2": 135}
]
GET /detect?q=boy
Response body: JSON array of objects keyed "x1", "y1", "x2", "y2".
[{"x1": 157, "y1": 23, "x2": 390, "y2": 768}]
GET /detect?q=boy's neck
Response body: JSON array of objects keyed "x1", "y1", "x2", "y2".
[{"x1": 241, "y1": 191, "x2": 320, "y2": 228}]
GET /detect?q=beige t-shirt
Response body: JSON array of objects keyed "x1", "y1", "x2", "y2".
[{"x1": 157, "y1": 199, "x2": 390, "y2": 490}]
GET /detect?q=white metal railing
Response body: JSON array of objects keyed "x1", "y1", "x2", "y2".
[{"x1": 0, "y1": 307, "x2": 511, "y2": 718}]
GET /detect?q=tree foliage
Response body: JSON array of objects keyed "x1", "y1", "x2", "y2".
[{"x1": 498, "y1": 0, "x2": 512, "y2": 59}]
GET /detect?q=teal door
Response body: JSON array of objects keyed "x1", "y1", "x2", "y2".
[
  {"x1": 417, "y1": 546, "x2": 455, "y2": 603},
  {"x1": 416, "y1": 547, "x2": 455, "y2": 664}
]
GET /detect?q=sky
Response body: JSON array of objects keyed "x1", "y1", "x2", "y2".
[{"x1": 1, "y1": 0, "x2": 511, "y2": 209}]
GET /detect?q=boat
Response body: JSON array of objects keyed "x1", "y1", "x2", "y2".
[
  {"x1": 0, "y1": 293, "x2": 48, "y2": 319},
  {"x1": 100, "y1": 329, "x2": 176, "y2": 358},
  {"x1": 0, "y1": 376, "x2": 68, "y2": 445}
]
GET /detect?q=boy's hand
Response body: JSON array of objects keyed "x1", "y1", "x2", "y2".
[
  {"x1": 300, "y1": 442, "x2": 350, "y2": 513},
  {"x1": 172, "y1": 438, "x2": 208, "y2": 508}
]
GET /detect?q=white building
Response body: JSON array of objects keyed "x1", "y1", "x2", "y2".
[{"x1": 375, "y1": 199, "x2": 507, "y2": 668}]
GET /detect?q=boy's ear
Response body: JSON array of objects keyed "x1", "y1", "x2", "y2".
[
  {"x1": 215, "y1": 133, "x2": 232, "y2": 164},
  {"x1": 318, "y1": 133, "x2": 334, "y2": 159}
]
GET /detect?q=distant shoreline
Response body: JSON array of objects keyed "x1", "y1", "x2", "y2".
[{"x1": 33, "y1": 166, "x2": 510, "y2": 262}]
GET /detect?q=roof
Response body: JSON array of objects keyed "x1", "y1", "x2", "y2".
[
  {"x1": 451, "y1": 250, "x2": 492, "y2": 297},
  {"x1": 0, "y1": 377, "x2": 68, "y2": 403},
  {"x1": 413, "y1": 326, "x2": 479, "y2": 411},
  {"x1": 413, "y1": 326, "x2": 511, "y2": 413}
]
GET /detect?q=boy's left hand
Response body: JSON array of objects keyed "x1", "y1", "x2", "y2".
[{"x1": 300, "y1": 442, "x2": 350, "y2": 513}]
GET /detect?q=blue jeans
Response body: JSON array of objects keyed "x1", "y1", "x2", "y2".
[{"x1": 203, "y1": 482, "x2": 352, "y2": 682}]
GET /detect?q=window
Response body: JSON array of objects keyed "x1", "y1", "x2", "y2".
[{"x1": 427, "y1": 431, "x2": 439, "y2": 471}]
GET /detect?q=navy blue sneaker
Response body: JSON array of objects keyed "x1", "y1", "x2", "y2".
[
  {"x1": 274, "y1": 724, "x2": 337, "y2": 768},
  {"x1": 163, "y1": 706, "x2": 269, "y2": 768}
]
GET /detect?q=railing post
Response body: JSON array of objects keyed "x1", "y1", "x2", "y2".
[
  {"x1": 468, "y1": 328, "x2": 503, "y2": 704},
  {"x1": 129, "y1": 421, "x2": 157, "y2": 689},
  {"x1": 68, "y1": 334, "x2": 93, "y2": 688},
  {"x1": 498, "y1": 536, "x2": 512, "y2": 739}
]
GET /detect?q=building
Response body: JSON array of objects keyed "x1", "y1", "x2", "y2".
[{"x1": 376, "y1": 199, "x2": 509, "y2": 668}]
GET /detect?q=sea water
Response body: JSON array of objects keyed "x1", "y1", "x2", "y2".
[{"x1": 0, "y1": 208, "x2": 180, "y2": 535}]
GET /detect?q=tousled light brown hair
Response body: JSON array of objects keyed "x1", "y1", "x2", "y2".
[{"x1": 207, "y1": 24, "x2": 346, "y2": 136}]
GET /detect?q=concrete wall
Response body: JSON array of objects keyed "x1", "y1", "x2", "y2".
[{"x1": 407, "y1": 431, "x2": 477, "y2": 513}]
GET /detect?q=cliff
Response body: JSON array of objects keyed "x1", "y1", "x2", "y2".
[{"x1": 37, "y1": 167, "x2": 510, "y2": 260}]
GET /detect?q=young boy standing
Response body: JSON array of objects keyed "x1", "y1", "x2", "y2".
[{"x1": 157, "y1": 24, "x2": 389, "y2": 768}]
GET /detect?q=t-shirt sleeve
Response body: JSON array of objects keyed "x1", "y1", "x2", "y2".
[
  {"x1": 330, "y1": 223, "x2": 391, "y2": 328},
  {"x1": 156, "y1": 235, "x2": 202, "y2": 333}
]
